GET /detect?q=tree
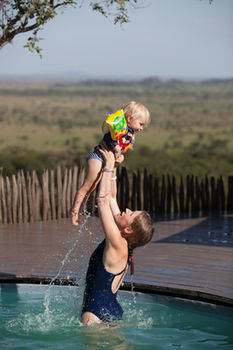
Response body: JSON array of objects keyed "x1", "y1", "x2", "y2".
[
  {"x1": 0, "y1": 0, "x2": 214, "y2": 56},
  {"x1": 0, "y1": 0, "x2": 138, "y2": 55}
]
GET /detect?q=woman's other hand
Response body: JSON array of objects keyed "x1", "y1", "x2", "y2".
[{"x1": 98, "y1": 142, "x2": 115, "y2": 169}]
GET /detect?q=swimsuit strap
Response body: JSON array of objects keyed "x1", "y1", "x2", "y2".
[{"x1": 114, "y1": 263, "x2": 128, "y2": 276}]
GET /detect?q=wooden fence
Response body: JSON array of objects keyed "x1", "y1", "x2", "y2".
[{"x1": 0, "y1": 166, "x2": 233, "y2": 224}]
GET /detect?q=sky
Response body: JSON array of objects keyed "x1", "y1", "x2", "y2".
[{"x1": 0, "y1": 0, "x2": 232, "y2": 79}]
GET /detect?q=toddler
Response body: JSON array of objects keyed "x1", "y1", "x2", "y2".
[{"x1": 71, "y1": 101, "x2": 150, "y2": 226}]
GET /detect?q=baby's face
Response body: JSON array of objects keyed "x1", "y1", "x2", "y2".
[{"x1": 127, "y1": 116, "x2": 148, "y2": 133}]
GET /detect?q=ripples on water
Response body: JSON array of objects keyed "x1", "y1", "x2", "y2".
[{"x1": 1, "y1": 284, "x2": 233, "y2": 350}]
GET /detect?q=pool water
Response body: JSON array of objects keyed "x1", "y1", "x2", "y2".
[{"x1": 0, "y1": 283, "x2": 232, "y2": 350}]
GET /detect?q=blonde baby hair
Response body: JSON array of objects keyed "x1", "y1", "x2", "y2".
[{"x1": 122, "y1": 101, "x2": 150, "y2": 125}]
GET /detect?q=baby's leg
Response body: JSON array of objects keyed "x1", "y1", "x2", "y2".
[{"x1": 71, "y1": 158, "x2": 102, "y2": 226}]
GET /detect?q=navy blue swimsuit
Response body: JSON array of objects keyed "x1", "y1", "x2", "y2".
[{"x1": 82, "y1": 240, "x2": 127, "y2": 322}]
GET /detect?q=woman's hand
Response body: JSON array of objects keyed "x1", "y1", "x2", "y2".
[{"x1": 115, "y1": 154, "x2": 124, "y2": 167}]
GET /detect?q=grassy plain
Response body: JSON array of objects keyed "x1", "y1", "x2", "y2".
[{"x1": 0, "y1": 78, "x2": 232, "y2": 177}]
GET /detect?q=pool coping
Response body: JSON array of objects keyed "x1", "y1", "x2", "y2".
[{"x1": 1, "y1": 275, "x2": 233, "y2": 308}]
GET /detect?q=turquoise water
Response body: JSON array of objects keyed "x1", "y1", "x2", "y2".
[{"x1": 0, "y1": 284, "x2": 232, "y2": 349}]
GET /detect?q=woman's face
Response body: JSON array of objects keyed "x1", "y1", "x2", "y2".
[{"x1": 115, "y1": 208, "x2": 141, "y2": 229}]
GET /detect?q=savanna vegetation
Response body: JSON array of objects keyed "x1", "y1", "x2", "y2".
[{"x1": 0, "y1": 77, "x2": 232, "y2": 177}]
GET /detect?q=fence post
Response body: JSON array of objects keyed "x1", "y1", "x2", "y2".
[
  {"x1": 66, "y1": 168, "x2": 72, "y2": 217},
  {"x1": 6, "y1": 176, "x2": 12, "y2": 224},
  {"x1": 143, "y1": 168, "x2": 148, "y2": 212},
  {"x1": 172, "y1": 176, "x2": 178, "y2": 213},
  {"x1": 210, "y1": 176, "x2": 217, "y2": 211},
  {"x1": 26, "y1": 172, "x2": 33, "y2": 222},
  {"x1": 205, "y1": 176, "x2": 210, "y2": 212},
  {"x1": 190, "y1": 175, "x2": 195, "y2": 213},
  {"x1": 166, "y1": 175, "x2": 172, "y2": 214},
  {"x1": 34, "y1": 171, "x2": 41, "y2": 221},
  {"x1": 185, "y1": 175, "x2": 190, "y2": 213},
  {"x1": 62, "y1": 168, "x2": 68, "y2": 218},
  {"x1": 136, "y1": 169, "x2": 142, "y2": 210},
  {"x1": 194, "y1": 177, "x2": 200, "y2": 213},
  {"x1": 148, "y1": 174, "x2": 154, "y2": 215},
  {"x1": 71, "y1": 165, "x2": 78, "y2": 205},
  {"x1": 20, "y1": 170, "x2": 28, "y2": 223},
  {"x1": 0, "y1": 168, "x2": 232, "y2": 224},
  {"x1": 179, "y1": 176, "x2": 184, "y2": 213},
  {"x1": 119, "y1": 167, "x2": 124, "y2": 211},
  {"x1": 227, "y1": 176, "x2": 233, "y2": 211},
  {"x1": 0, "y1": 176, "x2": 7, "y2": 224},
  {"x1": 160, "y1": 175, "x2": 166, "y2": 213},
  {"x1": 50, "y1": 169, "x2": 56, "y2": 220},
  {"x1": 218, "y1": 176, "x2": 225, "y2": 211},
  {"x1": 57, "y1": 166, "x2": 62, "y2": 220},
  {"x1": 154, "y1": 176, "x2": 159, "y2": 214},
  {"x1": 0, "y1": 179, "x2": 2, "y2": 224},
  {"x1": 12, "y1": 174, "x2": 18, "y2": 224},
  {"x1": 42, "y1": 169, "x2": 51, "y2": 221},
  {"x1": 131, "y1": 172, "x2": 137, "y2": 211},
  {"x1": 17, "y1": 171, "x2": 23, "y2": 223}
]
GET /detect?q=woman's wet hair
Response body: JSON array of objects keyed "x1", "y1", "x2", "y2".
[{"x1": 127, "y1": 211, "x2": 154, "y2": 275}]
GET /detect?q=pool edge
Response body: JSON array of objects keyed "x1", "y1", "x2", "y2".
[{"x1": 0, "y1": 275, "x2": 232, "y2": 308}]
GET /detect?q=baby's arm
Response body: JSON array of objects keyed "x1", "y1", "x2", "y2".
[
  {"x1": 113, "y1": 144, "x2": 124, "y2": 164},
  {"x1": 113, "y1": 144, "x2": 121, "y2": 157}
]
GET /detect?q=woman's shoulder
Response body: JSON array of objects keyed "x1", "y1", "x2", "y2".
[
  {"x1": 104, "y1": 237, "x2": 128, "y2": 273},
  {"x1": 105, "y1": 235, "x2": 128, "y2": 255}
]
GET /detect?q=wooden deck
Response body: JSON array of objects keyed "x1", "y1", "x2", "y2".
[{"x1": 1, "y1": 213, "x2": 233, "y2": 306}]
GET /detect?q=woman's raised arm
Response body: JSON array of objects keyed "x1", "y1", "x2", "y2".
[{"x1": 97, "y1": 148, "x2": 124, "y2": 248}]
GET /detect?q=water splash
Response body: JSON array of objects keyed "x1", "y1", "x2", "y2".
[
  {"x1": 11, "y1": 212, "x2": 93, "y2": 334},
  {"x1": 130, "y1": 274, "x2": 137, "y2": 304}
]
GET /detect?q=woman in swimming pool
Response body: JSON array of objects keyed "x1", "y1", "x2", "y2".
[{"x1": 81, "y1": 145, "x2": 154, "y2": 325}]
